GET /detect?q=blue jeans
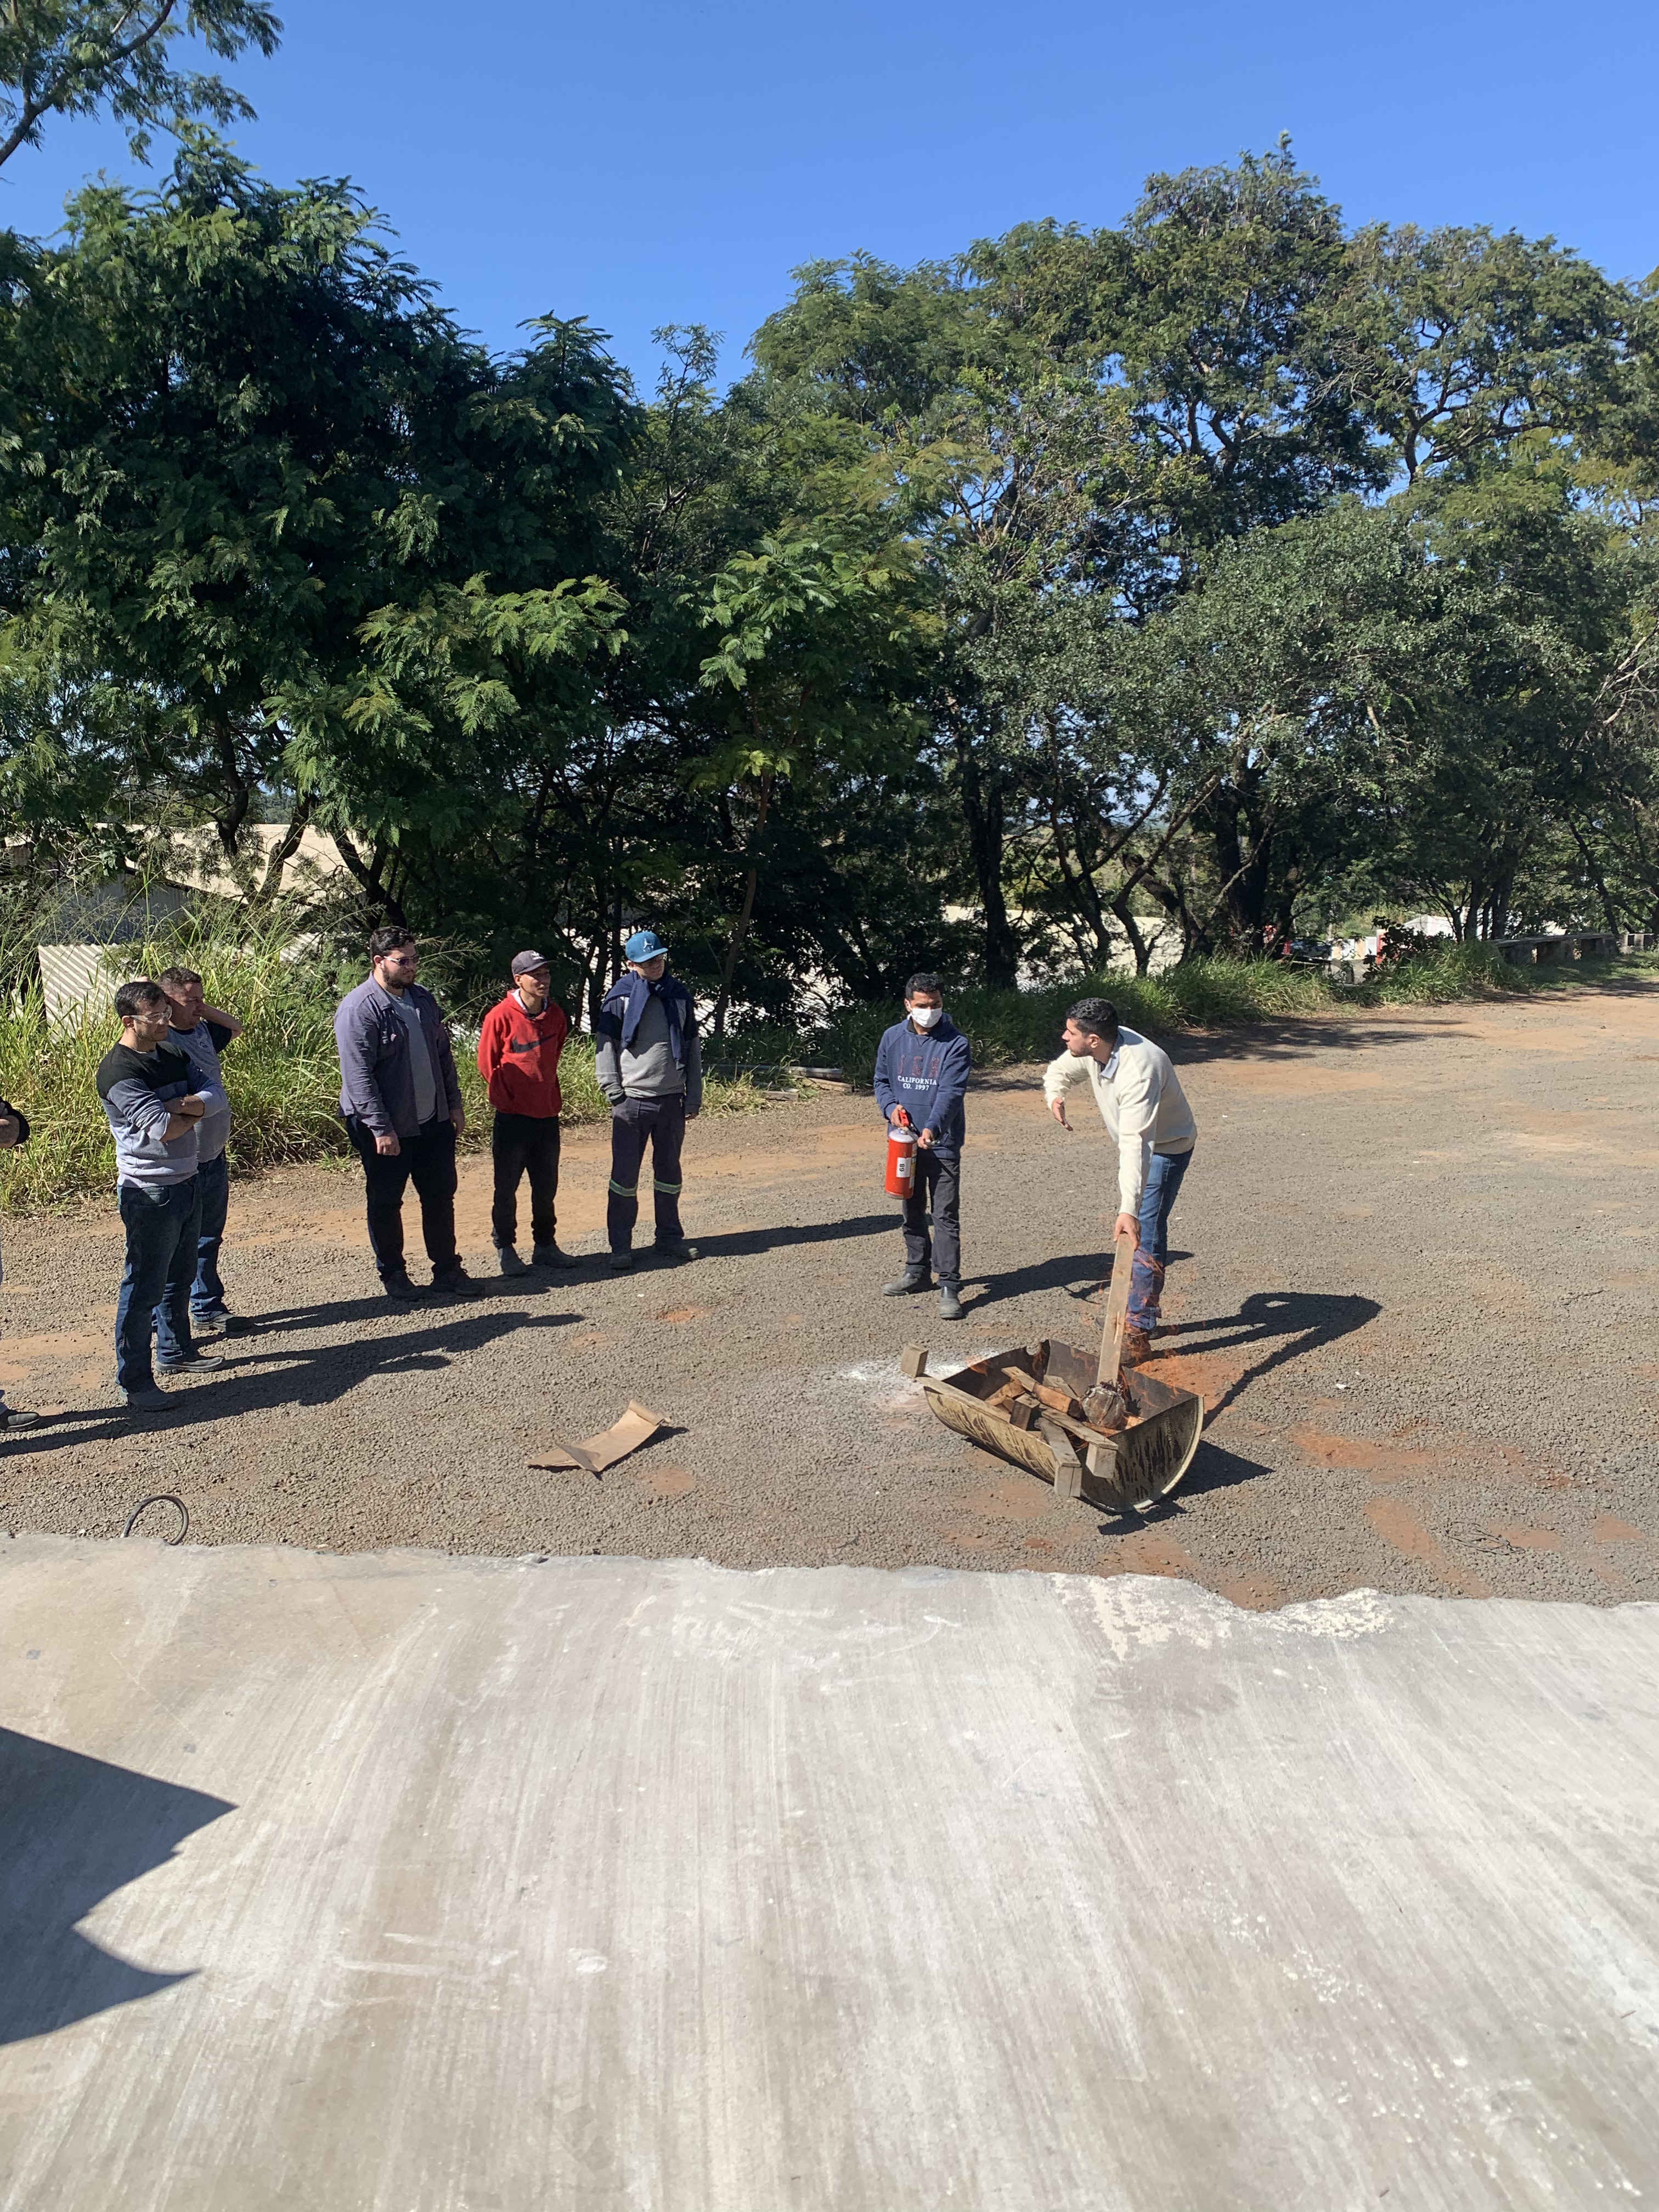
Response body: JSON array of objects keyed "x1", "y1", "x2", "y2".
[
  {"x1": 119, "y1": 1176, "x2": 202, "y2": 1389},
  {"x1": 152, "y1": 1151, "x2": 229, "y2": 1341},
  {"x1": 190, "y1": 1150, "x2": 229, "y2": 1318},
  {"x1": 1127, "y1": 1146, "x2": 1192, "y2": 1334}
]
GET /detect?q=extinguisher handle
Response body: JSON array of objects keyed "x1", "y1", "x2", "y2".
[{"x1": 893, "y1": 1107, "x2": 912, "y2": 1128}]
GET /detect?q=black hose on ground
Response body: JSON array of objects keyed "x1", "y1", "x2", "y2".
[{"x1": 123, "y1": 1493, "x2": 189, "y2": 1544}]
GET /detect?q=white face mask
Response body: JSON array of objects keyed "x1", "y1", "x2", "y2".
[{"x1": 909, "y1": 1005, "x2": 944, "y2": 1029}]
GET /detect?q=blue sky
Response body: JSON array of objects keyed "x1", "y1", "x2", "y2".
[{"x1": 3, "y1": 0, "x2": 1654, "y2": 394}]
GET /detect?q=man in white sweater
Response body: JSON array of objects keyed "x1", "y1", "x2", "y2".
[{"x1": 1043, "y1": 996, "x2": 1197, "y2": 1365}]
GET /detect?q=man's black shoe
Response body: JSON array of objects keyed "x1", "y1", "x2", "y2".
[
  {"x1": 430, "y1": 1264, "x2": 477, "y2": 1298},
  {"x1": 531, "y1": 1243, "x2": 577, "y2": 1269},
  {"x1": 608, "y1": 1250, "x2": 636, "y2": 1274},
  {"x1": 882, "y1": 1270, "x2": 931, "y2": 1296},
  {"x1": 938, "y1": 1283, "x2": 964, "y2": 1321},
  {"x1": 652, "y1": 1240, "x2": 698, "y2": 1263},
  {"x1": 383, "y1": 1271, "x2": 426, "y2": 1302},
  {"x1": 155, "y1": 1350, "x2": 226, "y2": 1374},
  {"x1": 194, "y1": 1307, "x2": 254, "y2": 1336}
]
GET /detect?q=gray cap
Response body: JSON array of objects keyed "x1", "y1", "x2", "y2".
[{"x1": 511, "y1": 950, "x2": 551, "y2": 977}]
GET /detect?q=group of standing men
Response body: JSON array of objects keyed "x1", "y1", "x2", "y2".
[
  {"x1": 82, "y1": 925, "x2": 704, "y2": 1408},
  {"x1": 331, "y1": 923, "x2": 701, "y2": 1306},
  {"x1": 76, "y1": 924, "x2": 1192, "y2": 1414}
]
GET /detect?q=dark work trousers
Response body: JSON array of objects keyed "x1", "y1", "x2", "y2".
[
  {"x1": 117, "y1": 1174, "x2": 202, "y2": 1391},
  {"x1": 607, "y1": 1095, "x2": 685, "y2": 1252},
  {"x1": 491, "y1": 1111, "x2": 560, "y2": 1251},
  {"x1": 901, "y1": 1147, "x2": 961, "y2": 1285},
  {"x1": 346, "y1": 1114, "x2": 458, "y2": 1280}
]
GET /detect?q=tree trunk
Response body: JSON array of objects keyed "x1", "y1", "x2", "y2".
[
  {"x1": 1567, "y1": 820, "x2": 1622, "y2": 935},
  {"x1": 211, "y1": 721, "x2": 252, "y2": 863},
  {"x1": 712, "y1": 774, "x2": 773, "y2": 1041},
  {"x1": 331, "y1": 827, "x2": 408, "y2": 928},
  {"x1": 247, "y1": 798, "x2": 313, "y2": 909},
  {"x1": 1110, "y1": 893, "x2": 1152, "y2": 977},
  {"x1": 957, "y1": 764, "x2": 1018, "y2": 987},
  {"x1": 1142, "y1": 867, "x2": 1207, "y2": 961},
  {"x1": 1046, "y1": 800, "x2": 1116, "y2": 971},
  {"x1": 1200, "y1": 785, "x2": 1269, "y2": 953}
]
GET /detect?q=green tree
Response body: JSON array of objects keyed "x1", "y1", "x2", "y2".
[
  {"x1": 2, "y1": 142, "x2": 484, "y2": 862},
  {"x1": 0, "y1": 0, "x2": 280, "y2": 170},
  {"x1": 1335, "y1": 223, "x2": 1630, "y2": 488},
  {"x1": 1, "y1": 143, "x2": 639, "y2": 945},
  {"x1": 693, "y1": 525, "x2": 930, "y2": 1034}
]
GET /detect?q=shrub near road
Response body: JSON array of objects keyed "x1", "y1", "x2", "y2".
[
  {"x1": 0, "y1": 922, "x2": 742, "y2": 1210},
  {"x1": 1, "y1": 929, "x2": 1648, "y2": 1209},
  {"x1": 0, "y1": 923, "x2": 349, "y2": 1209}
]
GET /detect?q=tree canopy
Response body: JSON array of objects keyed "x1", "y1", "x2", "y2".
[
  {"x1": 0, "y1": 1, "x2": 280, "y2": 170},
  {"x1": 1, "y1": 121, "x2": 1654, "y2": 1016}
]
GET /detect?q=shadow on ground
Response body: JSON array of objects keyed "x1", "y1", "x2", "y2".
[
  {"x1": 1168, "y1": 1022, "x2": 1449, "y2": 1066},
  {"x1": 0, "y1": 1303, "x2": 585, "y2": 1456},
  {"x1": 1110, "y1": 1438, "x2": 1273, "y2": 1528},
  {"x1": 1150, "y1": 1289, "x2": 1381, "y2": 1418},
  {"x1": 0, "y1": 1728, "x2": 234, "y2": 2045},
  {"x1": 669, "y1": 1214, "x2": 896, "y2": 1260}
]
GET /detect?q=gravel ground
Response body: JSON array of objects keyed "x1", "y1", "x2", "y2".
[{"x1": 1, "y1": 984, "x2": 1655, "y2": 1607}]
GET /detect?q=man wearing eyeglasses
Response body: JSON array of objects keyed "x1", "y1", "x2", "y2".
[{"x1": 335, "y1": 926, "x2": 472, "y2": 1302}]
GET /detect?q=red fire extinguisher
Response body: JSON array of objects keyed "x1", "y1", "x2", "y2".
[{"x1": 884, "y1": 1109, "x2": 918, "y2": 1197}]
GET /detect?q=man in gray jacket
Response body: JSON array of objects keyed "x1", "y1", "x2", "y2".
[
  {"x1": 594, "y1": 930, "x2": 702, "y2": 1272},
  {"x1": 335, "y1": 926, "x2": 472, "y2": 1302}
]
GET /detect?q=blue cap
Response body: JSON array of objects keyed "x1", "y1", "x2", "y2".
[{"x1": 624, "y1": 929, "x2": 669, "y2": 963}]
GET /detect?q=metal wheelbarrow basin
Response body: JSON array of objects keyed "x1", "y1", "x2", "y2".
[{"x1": 910, "y1": 1337, "x2": 1204, "y2": 1513}]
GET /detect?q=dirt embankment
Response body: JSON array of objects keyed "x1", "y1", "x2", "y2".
[{"x1": 2, "y1": 986, "x2": 1655, "y2": 1606}]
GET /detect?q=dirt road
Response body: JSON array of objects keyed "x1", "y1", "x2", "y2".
[{"x1": 2, "y1": 985, "x2": 1654, "y2": 1606}]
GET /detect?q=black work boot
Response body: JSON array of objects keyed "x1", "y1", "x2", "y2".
[
  {"x1": 882, "y1": 1268, "x2": 930, "y2": 1297},
  {"x1": 938, "y1": 1282, "x2": 964, "y2": 1321},
  {"x1": 382, "y1": 1270, "x2": 426, "y2": 1303}
]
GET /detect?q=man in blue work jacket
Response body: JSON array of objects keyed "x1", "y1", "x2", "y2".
[{"x1": 873, "y1": 973, "x2": 972, "y2": 1319}]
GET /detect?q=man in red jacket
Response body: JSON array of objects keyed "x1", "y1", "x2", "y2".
[{"x1": 476, "y1": 951, "x2": 573, "y2": 1274}]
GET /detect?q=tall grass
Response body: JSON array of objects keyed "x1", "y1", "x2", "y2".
[{"x1": 0, "y1": 916, "x2": 764, "y2": 1212}]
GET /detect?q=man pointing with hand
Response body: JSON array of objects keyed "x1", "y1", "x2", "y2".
[{"x1": 1045, "y1": 997, "x2": 1195, "y2": 1366}]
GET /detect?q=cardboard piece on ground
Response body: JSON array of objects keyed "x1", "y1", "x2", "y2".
[{"x1": 529, "y1": 1402, "x2": 665, "y2": 1477}]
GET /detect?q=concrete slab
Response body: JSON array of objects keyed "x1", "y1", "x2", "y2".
[{"x1": 2, "y1": 1535, "x2": 1655, "y2": 2211}]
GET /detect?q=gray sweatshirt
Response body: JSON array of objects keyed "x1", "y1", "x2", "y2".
[
  {"x1": 594, "y1": 978, "x2": 703, "y2": 1112},
  {"x1": 167, "y1": 1018, "x2": 234, "y2": 1164},
  {"x1": 95, "y1": 1038, "x2": 202, "y2": 1188}
]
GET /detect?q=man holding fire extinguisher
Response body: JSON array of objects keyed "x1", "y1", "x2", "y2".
[{"x1": 874, "y1": 974, "x2": 972, "y2": 1320}]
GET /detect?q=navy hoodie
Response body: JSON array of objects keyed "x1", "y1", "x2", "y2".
[{"x1": 873, "y1": 1015, "x2": 971, "y2": 1159}]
